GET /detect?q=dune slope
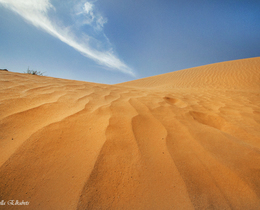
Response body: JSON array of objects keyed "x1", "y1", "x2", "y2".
[
  {"x1": 119, "y1": 57, "x2": 260, "y2": 90},
  {"x1": 0, "y1": 57, "x2": 260, "y2": 209}
]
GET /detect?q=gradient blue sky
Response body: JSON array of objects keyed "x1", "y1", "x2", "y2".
[{"x1": 0, "y1": 0, "x2": 259, "y2": 84}]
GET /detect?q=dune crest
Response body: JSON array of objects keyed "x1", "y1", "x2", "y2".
[
  {"x1": 0, "y1": 57, "x2": 260, "y2": 209},
  {"x1": 119, "y1": 57, "x2": 260, "y2": 90}
]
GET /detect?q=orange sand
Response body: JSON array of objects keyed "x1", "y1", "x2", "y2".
[{"x1": 0, "y1": 57, "x2": 260, "y2": 209}]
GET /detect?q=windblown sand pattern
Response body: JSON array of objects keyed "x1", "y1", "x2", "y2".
[{"x1": 0, "y1": 57, "x2": 260, "y2": 209}]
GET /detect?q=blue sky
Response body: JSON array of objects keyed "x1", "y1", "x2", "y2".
[{"x1": 0, "y1": 0, "x2": 259, "y2": 84}]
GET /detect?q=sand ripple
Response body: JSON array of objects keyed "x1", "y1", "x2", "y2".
[{"x1": 0, "y1": 57, "x2": 260, "y2": 209}]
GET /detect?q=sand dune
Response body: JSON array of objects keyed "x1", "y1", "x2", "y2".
[
  {"x1": 0, "y1": 57, "x2": 260, "y2": 209},
  {"x1": 119, "y1": 57, "x2": 260, "y2": 90}
]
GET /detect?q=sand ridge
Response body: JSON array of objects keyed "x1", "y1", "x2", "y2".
[
  {"x1": 119, "y1": 57, "x2": 260, "y2": 90},
  {"x1": 0, "y1": 57, "x2": 260, "y2": 209}
]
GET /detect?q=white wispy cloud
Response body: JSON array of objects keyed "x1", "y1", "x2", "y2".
[
  {"x1": 74, "y1": 1, "x2": 107, "y2": 31},
  {"x1": 0, "y1": 0, "x2": 135, "y2": 76},
  {"x1": 83, "y1": 2, "x2": 93, "y2": 14},
  {"x1": 81, "y1": 2, "x2": 95, "y2": 25}
]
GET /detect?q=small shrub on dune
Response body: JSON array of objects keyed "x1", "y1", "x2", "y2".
[{"x1": 25, "y1": 67, "x2": 45, "y2": 76}]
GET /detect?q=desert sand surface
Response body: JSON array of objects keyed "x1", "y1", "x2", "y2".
[{"x1": 0, "y1": 57, "x2": 260, "y2": 209}]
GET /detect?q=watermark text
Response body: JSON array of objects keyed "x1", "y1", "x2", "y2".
[{"x1": 0, "y1": 200, "x2": 29, "y2": 206}]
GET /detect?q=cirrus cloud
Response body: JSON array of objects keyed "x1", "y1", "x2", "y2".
[{"x1": 0, "y1": 0, "x2": 135, "y2": 76}]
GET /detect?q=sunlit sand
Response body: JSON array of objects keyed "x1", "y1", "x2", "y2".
[{"x1": 0, "y1": 57, "x2": 260, "y2": 209}]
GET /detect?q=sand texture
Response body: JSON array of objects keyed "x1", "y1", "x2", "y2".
[{"x1": 0, "y1": 57, "x2": 260, "y2": 209}]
